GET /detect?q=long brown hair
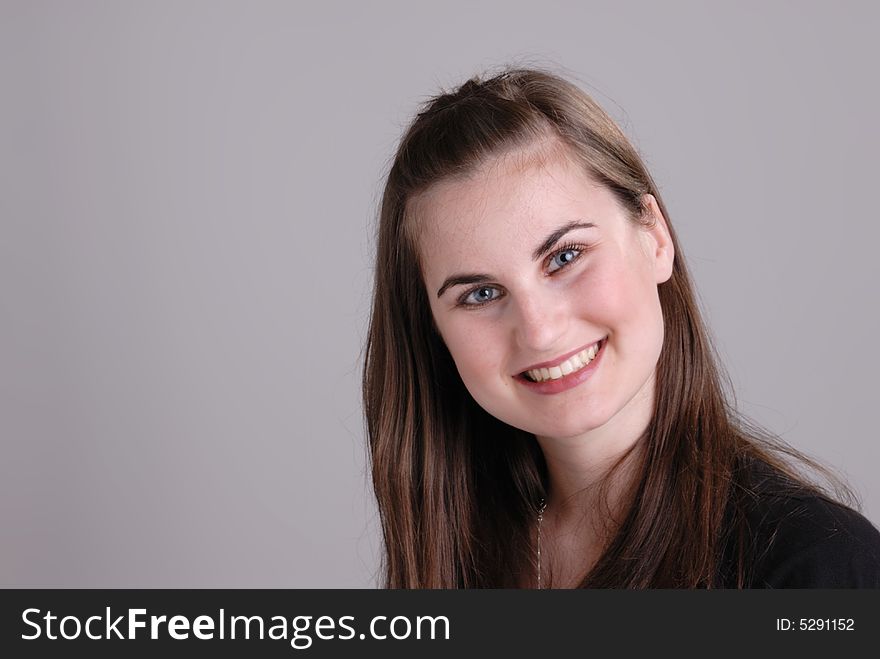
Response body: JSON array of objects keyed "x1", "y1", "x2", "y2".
[{"x1": 363, "y1": 66, "x2": 855, "y2": 588}]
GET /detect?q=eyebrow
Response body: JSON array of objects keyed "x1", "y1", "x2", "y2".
[{"x1": 435, "y1": 220, "x2": 596, "y2": 298}]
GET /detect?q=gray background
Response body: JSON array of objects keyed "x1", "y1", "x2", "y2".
[{"x1": 1, "y1": 1, "x2": 877, "y2": 587}]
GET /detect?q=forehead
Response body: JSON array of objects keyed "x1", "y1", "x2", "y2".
[{"x1": 411, "y1": 141, "x2": 621, "y2": 259}]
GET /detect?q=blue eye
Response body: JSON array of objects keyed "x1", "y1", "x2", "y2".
[
  {"x1": 548, "y1": 246, "x2": 582, "y2": 273},
  {"x1": 461, "y1": 286, "x2": 502, "y2": 307}
]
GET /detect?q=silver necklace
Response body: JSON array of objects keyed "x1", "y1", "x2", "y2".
[{"x1": 536, "y1": 498, "x2": 548, "y2": 588}]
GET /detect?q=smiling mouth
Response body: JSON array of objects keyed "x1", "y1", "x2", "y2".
[{"x1": 521, "y1": 338, "x2": 605, "y2": 383}]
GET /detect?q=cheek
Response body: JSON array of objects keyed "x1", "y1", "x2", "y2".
[
  {"x1": 434, "y1": 316, "x2": 503, "y2": 385},
  {"x1": 570, "y1": 260, "x2": 641, "y2": 322},
  {"x1": 575, "y1": 259, "x2": 664, "y2": 344}
]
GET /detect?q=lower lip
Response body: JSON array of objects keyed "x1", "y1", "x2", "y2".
[{"x1": 514, "y1": 338, "x2": 606, "y2": 395}]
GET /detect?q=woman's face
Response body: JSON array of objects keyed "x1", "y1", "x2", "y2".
[{"x1": 413, "y1": 141, "x2": 674, "y2": 442}]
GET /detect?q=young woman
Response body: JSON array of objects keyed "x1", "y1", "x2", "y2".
[{"x1": 362, "y1": 67, "x2": 880, "y2": 588}]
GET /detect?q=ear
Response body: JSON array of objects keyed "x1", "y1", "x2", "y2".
[{"x1": 641, "y1": 194, "x2": 675, "y2": 284}]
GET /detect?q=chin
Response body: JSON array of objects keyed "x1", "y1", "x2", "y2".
[
  {"x1": 536, "y1": 421, "x2": 602, "y2": 441},
  {"x1": 504, "y1": 412, "x2": 605, "y2": 440}
]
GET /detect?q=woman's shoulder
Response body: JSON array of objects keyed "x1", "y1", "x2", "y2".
[{"x1": 726, "y1": 457, "x2": 880, "y2": 588}]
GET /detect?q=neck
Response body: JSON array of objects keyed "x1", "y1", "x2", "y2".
[{"x1": 534, "y1": 374, "x2": 654, "y2": 528}]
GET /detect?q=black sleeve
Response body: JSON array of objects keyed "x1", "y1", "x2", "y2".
[{"x1": 754, "y1": 499, "x2": 880, "y2": 588}]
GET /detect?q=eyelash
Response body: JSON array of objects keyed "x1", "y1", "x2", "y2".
[
  {"x1": 456, "y1": 242, "x2": 589, "y2": 309},
  {"x1": 547, "y1": 241, "x2": 586, "y2": 273}
]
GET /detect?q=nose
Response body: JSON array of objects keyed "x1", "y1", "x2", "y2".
[{"x1": 511, "y1": 291, "x2": 568, "y2": 353}]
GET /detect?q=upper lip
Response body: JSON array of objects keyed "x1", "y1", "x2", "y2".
[{"x1": 516, "y1": 337, "x2": 605, "y2": 374}]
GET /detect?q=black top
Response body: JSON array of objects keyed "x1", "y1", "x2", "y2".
[{"x1": 719, "y1": 458, "x2": 880, "y2": 588}]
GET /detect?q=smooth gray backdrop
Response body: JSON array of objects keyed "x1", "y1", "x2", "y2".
[{"x1": 1, "y1": 1, "x2": 877, "y2": 587}]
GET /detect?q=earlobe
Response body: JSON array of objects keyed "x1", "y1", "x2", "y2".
[{"x1": 643, "y1": 194, "x2": 675, "y2": 283}]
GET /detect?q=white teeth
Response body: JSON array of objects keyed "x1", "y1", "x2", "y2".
[{"x1": 526, "y1": 340, "x2": 603, "y2": 383}]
